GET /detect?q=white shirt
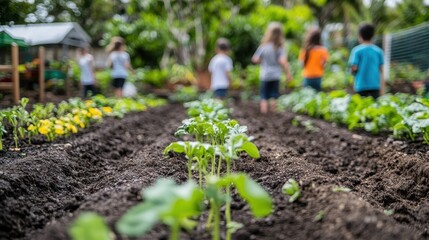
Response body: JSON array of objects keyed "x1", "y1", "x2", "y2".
[
  {"x1": 108, "y1": 51, "x2": 130, "y2": 78},
  {"x1": 208, "y1": 54, "x2": 233, "y2": 90},
  {"x1": 78, "y1": 54, "x2": 95, "y2": 85}
]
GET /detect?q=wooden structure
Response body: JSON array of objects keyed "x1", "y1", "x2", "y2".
[
  {"x1": 0, "y1": 45, "x2": 46, "y2": 104},
  {"x1": 0, "y1": 43, "x2": 20, "y2": 104}
]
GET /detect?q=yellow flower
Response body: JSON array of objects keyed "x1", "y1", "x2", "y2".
[
  {"x1": 85, "y1": 100, "x2": 93, "y2": 106},
  {"x1": 81, "y1": 109, "x2": 88, "y2": 116},
  {"x1": 89, "y1": 108, "x2": 102, "y2": 119},
  {"x1": 65, "y1": 123, "x2": 78, "y2": 134},
  {"x1": 102, "y1": 106, "x2": 113, "y2": 113},
  {"x1": 39, "y1": 125, "x2": 49, "y2": 135},
  {"x1": 54, "y1": 124, "x2": 64, "y2": 135},
  {"x1": 55, "y1": 119, "x2": 64, "y2": 125},
  {"x1": 28, "y1": 124, "x2": 37, "y2": 132}
]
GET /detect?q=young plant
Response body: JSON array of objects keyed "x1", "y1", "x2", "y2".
[
  {"x1": 116, "y1": 179, "x2": 204, "y2": 240},
  {"x1": 205, "y1": 173, "x2": 273, "y2": 240},
  {"x1": 164, "y1": 141, "x2": 215, "y2": 186},
  {"x1": 217, "y1": 134, "x2": 260, "y2": 240},
  {"x1": 69, "y1": 212, "x2": 113, "y2": 240},
  {"x1": 282, "y1": 178, "x2": 301, "y2": 203},
  {"x1": 0, "y1": 113, "x2": 6, "y2": 151}
]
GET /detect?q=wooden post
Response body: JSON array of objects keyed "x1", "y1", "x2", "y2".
[
  {"x1": 11, "y1": 43, "x2": 20, "y2": 104},
  {"x1": 39, "y1": 46, "x2": 45, "y2": 102}
]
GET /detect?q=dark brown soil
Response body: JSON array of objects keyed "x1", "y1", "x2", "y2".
[{"x1": 0, "y1": 101, "x2": 428, "y2": 240}]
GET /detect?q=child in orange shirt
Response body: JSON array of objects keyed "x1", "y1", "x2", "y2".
[{"x1": 299, "y1": 28, "x2": 329, "y2": 91}]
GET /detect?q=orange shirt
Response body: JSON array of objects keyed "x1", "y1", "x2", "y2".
[{"x1": 299, "y1": 47, "x2": 329, "y2": 78}]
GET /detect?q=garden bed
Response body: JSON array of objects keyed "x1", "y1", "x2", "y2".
[{"x1": 0, "y1": 102, "x2": 428, "y2": 239}]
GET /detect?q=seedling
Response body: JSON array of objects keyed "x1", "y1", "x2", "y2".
[
  {"x1": 0, "y1": 113, "x2": 6, "y2": 151},
  {"x1": 69, "y1": 212, "x2": 113, "y2": 240},
  {"x1": 164, "y1": 141, "x2": 215, "y2": 186},
  {"x1": 282, "y1": 178, "x2": 301, "y2": 203},
  {"x1": 206, "y1": 173, "x2": 273, "y2": 240},
  {"x1": 116, "y1": 179, "x2": 204, "y2": 240},
  {"x1": 314, "y1": 210, "x2": 325, "y2": 222}
]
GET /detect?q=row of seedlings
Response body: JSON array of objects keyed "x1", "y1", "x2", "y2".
[
  {"x1": 0, "y1": 95, "x2": 166, "y2": 151},
  {"x1": 114, "y1": 99, "x2": 273, "y2": 240}
]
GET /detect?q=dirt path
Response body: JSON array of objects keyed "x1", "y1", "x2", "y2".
[{"x1": 0, "y1": 101, "x2": 427, "y2": 239}]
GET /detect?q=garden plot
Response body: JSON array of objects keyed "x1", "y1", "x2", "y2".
[{"x1": 0, "y1": 102, "x2": 428, "y2": 240}]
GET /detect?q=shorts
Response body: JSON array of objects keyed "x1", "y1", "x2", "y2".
[
  {"x1": 112, "y1": 78, "x2": 126, "y2": 89},
  {"x1": 303, "y1": 77, "x2": 322, "y2": 92},
  {"x1": 213, "y1": 88, "x2": 228, "y2": 98},
  {"x1": 260, "y1": 80, "x2": 280, "y2": 100},
  {"x1": 357, "y1": 89, "x2": 380, "y2": 99}
]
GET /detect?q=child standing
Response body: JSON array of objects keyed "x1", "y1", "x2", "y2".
[
  {"x1": 252, "y1": 22, "x2": 292, "y2": 114},
  {"x1": 348, "y1": 23, "x2": 385, "y2": 98},
  {"x1": 299, "y1": 27, "x2": 329, "y2": 92},
  {"x1": 78, "y1": 47, "x2": 97, "y2": 98},
  {"x1": 208, "y1": 38, "x2": 233, "y2": 98},
  {"x1": 106, "y1": 37, "x2": 132, "y2": 97}
]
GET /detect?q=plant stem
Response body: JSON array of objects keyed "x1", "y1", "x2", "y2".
[
  {"x1": 212, "y1": 200, "x2": 220, "y2": 240},
  {"x1": 206, "y1": 199, "x2": 214, "y2": 229},
  {"x1": 225, "y1": 161, "x2": 232, "y2": 240},
  {"x1": 211, "y1": 155, "x2": 216, "y2": 175},
  {"x1": 199, "y1": 166, "x2": 202, "y2": 187},
  {"x1": 169, "y1": 221, "x2": 180, "y2": 240},
  {"x1": 217, "y1": 157, "x2": 222, "y2": 176},
  {"x1": 188, "y1": 158, "x2": 192, "y2": 180}
]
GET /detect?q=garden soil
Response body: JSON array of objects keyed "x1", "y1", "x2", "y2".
[{"x1": 0, "y1": 102, "x2": 428, "y2": 240}]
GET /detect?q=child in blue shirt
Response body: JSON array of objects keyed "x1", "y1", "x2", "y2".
[{"x1": 348, "y1": 23, "x2": 385, "y2": 98}]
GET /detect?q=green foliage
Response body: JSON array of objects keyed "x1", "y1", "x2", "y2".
[
  {"x1": 69, "y1": 212, "x2": 113, "y2": 240},
  {"x1": 116, "y1": 179, "x2": 204, "y2": 240},
  {"x1": 389, "y1": 63, "x2": 426, "y2": 82},
  {"x1": 169, "y1": 86, "x2": 199, "y2": 103},
  {"x1": 282, "y1": 179, "x2": 301, "y2": 203},
  {"x1": 278, "y1": 88, "x2": 429, "y2": 145}
]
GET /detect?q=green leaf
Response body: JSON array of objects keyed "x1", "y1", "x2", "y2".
[
  {"x1": 164, "y1": 142, "x2": 186, "y2": 155},
  {"x1": 241, "y1": 142, "x2": 260, "y2": 159},
  {"x1": 282, "y1": 179, "x2": 301, "y2": 203},
  {"x1": 116, "y1": 202, "x2": 161, "y2": 237},
  {"x1": 231, "y1": 174, "x2": 273, "y2": 218},
  {"x1": 69, "y1": 212, "x2": 113, "y2": 240}
]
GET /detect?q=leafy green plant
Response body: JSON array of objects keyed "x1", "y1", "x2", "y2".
[
  {"x1": 0, "y1": 113, "x2": 6, "y2": 151},
  {"x1": 205, "y1": 173, "x2": 273, "y2": 240},
  {"x1": 282, "y1": 178, "x2": 301, "y2": 203},
  {"x1": 69, "y1": 212, "x2": 113, "y2": 240},
  {"x1": 116, "y1": 179, "x2": 204, "y2": 240},
  {"x1": 164, "y1": 141, "x2": 215, "y2": 186}
]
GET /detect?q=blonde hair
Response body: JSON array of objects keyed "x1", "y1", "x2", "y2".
[
  {"x1": 106, "y1": 36, "x2": 125, "y2": 52},
  {"x1": 261, "y1": 22, "x2": 284, "y2": 49}
]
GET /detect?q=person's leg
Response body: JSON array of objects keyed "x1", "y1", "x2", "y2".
[
  {"x1": 83, "y1": 85, "x2": 90, "y2": 98},
  {"x1": 114, "y1": 88, "x2": 123, "y2": 97},
  {"x1": 260, "y1": 81, "x2": 269, "y2": 114},
  {"x1": 260, "y1": 100, "x2": 268, "y2": 114},
  {"x1": 269, "y1": 81, "x2": 280, "y2": 112},
  {"x1": 303, "y1": 77, "x2": 322, "y2": 92}
]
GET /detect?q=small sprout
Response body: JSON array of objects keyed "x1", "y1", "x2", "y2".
[
  {"x1": 227, "y1": 221, "x2": 244, "y2": 233},
  {"x1": 332, "y1": 186, "x2": 352, "y2": 193},
  {"x1": 384, "y1": 209, "x2": 394, "y2": 216},
  {"x1": 314, "y1": 210, "x2": 325, "y2": 222},
  {"x1": 69, "y1": 212, "x2": 113, "y2": 240},
  {"x1": 282, "y1": 179, "x2": 301, "y2": 203}
]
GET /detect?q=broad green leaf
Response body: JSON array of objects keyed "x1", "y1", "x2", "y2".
[
  {"x1": 116, "y1": 202, "x2": 161, "y2": 237},
  {"x1": 240, "y1": 142, "x2": 260, "y2": 159},
  {"x1": 69, "y1": 212, "x2": 113, "y2": 240},
  {"x1": 231, "y1": 174, "x2": 273, "y2": 218}
]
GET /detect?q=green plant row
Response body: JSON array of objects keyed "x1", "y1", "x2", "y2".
[
  {"x1": 0, "y1": 95, "x2": 167, "y2": 151},
  {"x1": 69, "y1": 98, "x2": 274, "y2": 240},
  {"x1": 277, "y1": 88, "x2": 429, "y2": 144}
]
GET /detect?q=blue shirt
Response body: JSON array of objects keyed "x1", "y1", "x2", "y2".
[{"x1": 348, "y1": 44, "x2": 384, "y2": 92}]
